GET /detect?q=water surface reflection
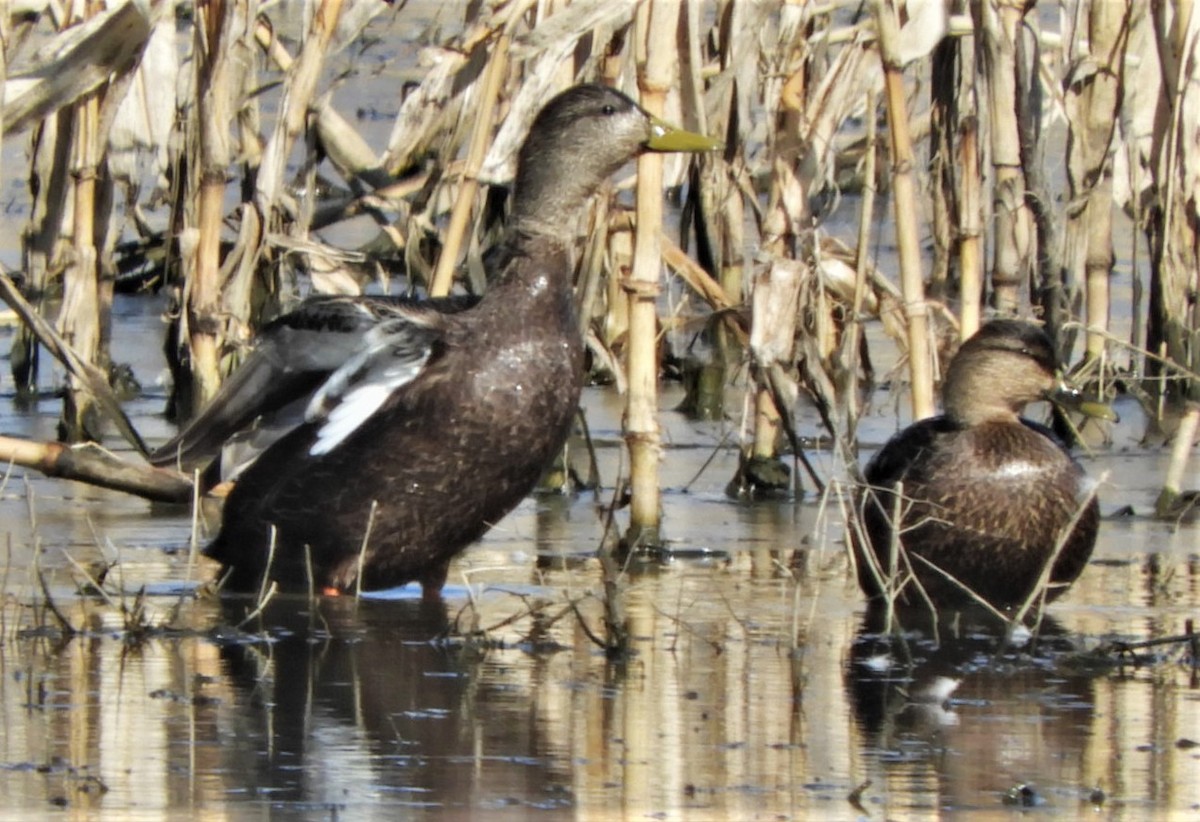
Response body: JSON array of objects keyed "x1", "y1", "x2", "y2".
[{"x1": 3, "y1": 517, "x2": 1200, "y2": 819}]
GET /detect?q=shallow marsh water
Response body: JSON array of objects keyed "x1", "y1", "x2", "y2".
[
  {"x1": 1, "y1": 296, "x2": 1200, "y2": 820},
  {"x1": 1, "y1": 7, "x2": 1200, "y2": 822}
]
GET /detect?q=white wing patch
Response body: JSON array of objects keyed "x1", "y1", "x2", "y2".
[
  {"x1": 309, "y1": 383, "x2": 395, "y2": 456},
  {"x1": 305, "y1": 319, "x2": 435, "y2": 457}
]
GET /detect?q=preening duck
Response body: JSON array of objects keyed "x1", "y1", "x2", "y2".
[
  {"x1": 154, "y1": 84, "x2": 717, "y2": 596},
  {"x1": 853, "y1": 320, "x2": 1101, "y2": 610}
]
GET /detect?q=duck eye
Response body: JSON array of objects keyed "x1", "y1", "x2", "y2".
[{"x1": 602, "y1": 104, "x2": 616, "y2": 115}]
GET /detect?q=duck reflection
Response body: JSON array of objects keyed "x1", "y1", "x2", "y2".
[
  {"x1": 212, "y1": 596, "x2": 567, "y2": 812},
  {"x1": 846, "y1": 605, "x2": 1101, "y2": 811}
]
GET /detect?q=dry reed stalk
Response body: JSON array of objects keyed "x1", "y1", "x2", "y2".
[
  {"x1": 225, "y1": 0, "x2": 349, "y2": 340},
  {"x1": 12, "y1": 1, "x2": 151, "y2": 394},
  {"x1": 0, "y1": 1, "x2": 7, "y2": 187},
  {"x1": 382, "y1": 1, "x2": 531, "y2": 177},
  {"x1": 975, "y1": 0, "x2": 1033, "y2": 315},
  {"x1": 3, "y1": 0, "x2": 151, "y2": 135},
  {"x1": 928, "y1": 34, "x2": 957, "y2": 300},
  {"x1": 1146, "y1": 1, "x2": 1200, "y2": 411},
  {"x1": 12, "y1": 114, "x2": 65, "y2": 392},
  {"x1": 874, "y1": 0, "x2": 935, "y2": 420},
  {"x1": 0, "y1": 269, "x2": 146, "y2": 454},
  {"x1": 604, "y1": 222, "x2": 632, "y2": 348},
  {"x1": 1065, "y1": 2, "x2": 1129, "y2": 362},
  {"x1": 57, "y1": 80, "x2": 102, "y2": 440},
  {"x1": 575, "y1": 193, "x2": 612, "y2": 340},
  {"x1": 660, "y1": 237, "x2": 739, "y2": 320},
  {"x1": 429, "y1": 32, "x2": 509, "y2": 298},
  {"x1": 1157, "y1": 405, "x2": 1200, "y2": 517},
  {"x1": 187, "y1": 0, "x2": 257, "y2": 414},
  {"x1": 839, "y1": 86, "x2": 878, "y2": 448},
  {"x1": 706, "y1": 0, "x2": 769, "y2": 271},
  {"x1": 251, "y1": 19, "x2": 389, "y2": 191},
  {"x1": 624, "y1": 0, "x2": 678, "y2": 548},
  {"x1": 958, "y1": 116, "x2": 982, "y2": 337},
  {"x1": 747, "y1": 259, "x2": 806, "y2": 491},
  {"x1": 256, "y1": 0, "x2": 347, "y2": 219},
  {"x1": 752, "y1": 5, "x2": 807, "y2": 470}
]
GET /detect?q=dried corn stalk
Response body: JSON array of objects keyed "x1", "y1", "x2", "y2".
[{"x1": 1064, "y1": 1, "x2": 1130, "y2": 362}]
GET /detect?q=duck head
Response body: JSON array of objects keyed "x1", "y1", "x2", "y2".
[
  {"x1": 511, "y1": 84, "x2": 718, "y2": 237},
  {"x1": 941, "y1": 319, "x2": 1118, "y2": 426},
  {"x1": 941, "y1": 320, "x2": 1062, "y2": 425}
]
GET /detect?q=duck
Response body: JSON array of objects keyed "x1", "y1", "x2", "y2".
[
  {"x1": 155, "y1": 84, "x2": 717, "y2": 596},
  {"x1": 852, "y1": 320, "x2": 1100, "y2": 610}
]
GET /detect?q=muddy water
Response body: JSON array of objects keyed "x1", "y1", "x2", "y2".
[{"x1": 1, "y1": 8, "x2": 1200, "y2": 822}]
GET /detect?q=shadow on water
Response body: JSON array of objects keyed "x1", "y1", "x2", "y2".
[{"x1": 211, "y1": 596, "x2": 569, "y2": 814}]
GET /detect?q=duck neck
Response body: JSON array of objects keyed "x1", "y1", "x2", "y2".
[
  {"x1": 509, "y1": 138, "x2": 613, "y2": 242},
  {"x1": 487, "y1": 231, "x2": 579, "y2": 329}
]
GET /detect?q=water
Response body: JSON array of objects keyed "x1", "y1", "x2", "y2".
[
  {"x1": 2, "y1": 304, "x2": 1199, "y2": 819},
  {"x1": 2, "y1": 6, "x2": 1200, "y2": 821}
]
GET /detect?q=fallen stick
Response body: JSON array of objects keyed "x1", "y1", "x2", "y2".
[{"x1": 0, "y1": 434, "x2": 193, "y2": 503}]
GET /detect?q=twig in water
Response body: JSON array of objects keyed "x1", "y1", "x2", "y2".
[
  {"x1": 355, "y1": 500, "x2": 380, "y2": 601},
  {"x1": 236, "y1": 582, "x2": 278, "y2": 630},
  {"x1": 305, "y1": 544, "x2": 316, "y2": 609},
  {"x1": 34, "y1": 544, "x2": 77, "y2": 635},
  {"x1": 257, "y1": 526, "x2": 278, "y2": 609},
  {"x1": 1010, "y1": 470, "x2": 1109, "y2": 634}
]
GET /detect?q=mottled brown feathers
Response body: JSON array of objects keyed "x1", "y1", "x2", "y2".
[{"x1": 853, "y1": 321, "x2": 1098, "y2": 610}]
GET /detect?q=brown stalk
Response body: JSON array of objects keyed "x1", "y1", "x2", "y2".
[
  {"x1": 188, "y1": 0, "x2": 255, "y2": 414},
  {"x1": 57, "y1": 73, "x2": 102, "y2": 440},
  {"x1": 874, "y1": 0, "x2": 935, "y2": 420},
  {"x1": 1065, "y1": 2, "x2": 1130, "y2": 362},
  {"x1": 975, "y1": 0, "x2": 1033, "y2": 315},
  {"x1": 840, "y1": 86, "x2": 878, "y2": 447},
  {"x1": 623, "y1": 0, "x2": 678, "y2": 549},
  {"x1": 0, "y1": 434, "x2": 192, "y2": 503},
  {"x1": 256, "y1": 0, "x2": 348, "y2": 215},
  {"x1": 958, "y1": 116, "x2": 982, "y2": 337},
  {"x1": 1156, "y1": 405, "x2": 1200, "y2": 517},
  {"x1": 429, "y1": 32, "x2": 510, "y2": 298}
]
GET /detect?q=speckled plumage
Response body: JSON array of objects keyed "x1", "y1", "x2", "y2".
[
  {"x1": 853, "y1": 320, "x2": 1098, "y2": 609},
  {"x1": 168, "y1": 85, "x2": 714, "y2": 596},
  {"x1": 210, "y1": 235, "x2": 584, "y2": 593}
]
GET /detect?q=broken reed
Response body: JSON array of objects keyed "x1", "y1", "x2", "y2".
[{"x1": 2, "y1": 1, "x2": 1197, "y2": 525}]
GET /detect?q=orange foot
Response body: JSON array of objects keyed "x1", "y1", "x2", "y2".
[
  {"x1": 207, "y1": 481, "x2": 237, "y2": 499},
  {"x1": 322, "y1": 586, "x2": 342, "y2": 597}
]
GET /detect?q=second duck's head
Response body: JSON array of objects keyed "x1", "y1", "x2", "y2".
[
  {"x1": 941, "y1": 320, "x2": 1062, "y2": 426},
  {"x1": 512, "y1": 84, "x2": 717, "y2": 233}
]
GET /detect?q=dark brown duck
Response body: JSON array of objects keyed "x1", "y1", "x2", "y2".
[
  {"x1": 163, "y1": 85, "x2": 715, "y2": 596},
  {"x1": 852, "y1": 320, "x2": 1099, "y2": 610}
]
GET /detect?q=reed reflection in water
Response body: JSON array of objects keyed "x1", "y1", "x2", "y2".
[{"x1": 2, "y1": 508, "x2": 1200, "y2": 819}]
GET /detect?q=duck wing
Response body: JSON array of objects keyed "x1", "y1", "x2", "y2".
[
  {"x1": 303, "y1": 312, "x2": 446, "y2": 457},
  {"x1": 148, "y1": 294, "x2": 473, "y2": 472}
]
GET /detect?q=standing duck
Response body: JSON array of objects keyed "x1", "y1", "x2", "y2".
[
  {"x1": 852, "y1": 320, "x2": 1100, "y2": 610},
  {"x1": 161, "y1": 84, "x2": 716, "y2": 596}
]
